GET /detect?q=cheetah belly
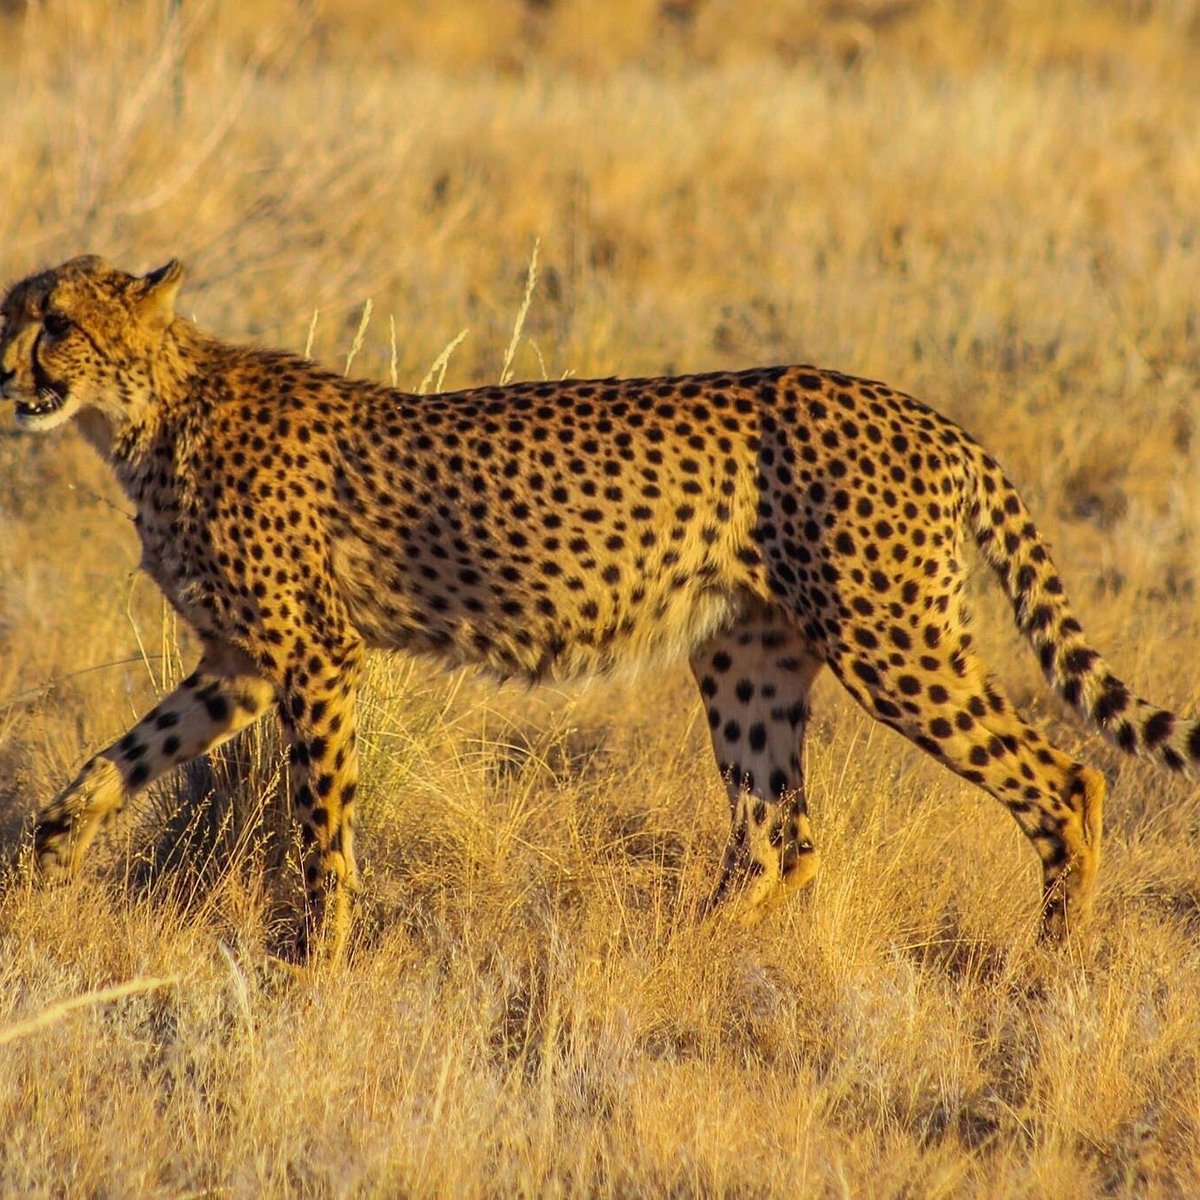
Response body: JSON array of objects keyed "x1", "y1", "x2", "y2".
[{"x1": 329, "y1": 532, "x2": 746, "y2": 684}]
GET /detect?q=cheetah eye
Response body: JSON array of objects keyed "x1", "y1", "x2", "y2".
[{"x1": 43, "y1": 311, "x2": 72, "y2": 339}]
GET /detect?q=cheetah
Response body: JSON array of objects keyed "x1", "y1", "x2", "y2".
[{"x1": 2, "y1": 255, "x2": 1198, "y2": 959}]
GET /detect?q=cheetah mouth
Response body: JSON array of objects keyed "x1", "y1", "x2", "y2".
[
  {"x1": 12, "y1": 358, "x2": 73, "y2": 427},
  {"x1": 14, "y1": 386, "x2": 68, "y2": 421}
]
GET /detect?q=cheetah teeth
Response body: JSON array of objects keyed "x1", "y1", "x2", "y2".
[{"x1": 15, "y1": 388, "x2": 66, "y2": 417}]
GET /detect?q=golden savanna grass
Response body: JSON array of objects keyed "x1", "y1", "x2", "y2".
[{"x1": 3, "y1": 1, "x2": 1200, "y2": 1194}]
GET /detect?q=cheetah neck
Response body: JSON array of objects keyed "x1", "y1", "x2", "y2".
[{"x1": 78, "y1": 322, "x2": 219, "y2": 487}]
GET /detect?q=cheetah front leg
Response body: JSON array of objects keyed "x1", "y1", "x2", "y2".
[
  {"x1": 275, "y1": 637, "x2": 365, "y2": 964},
  {"x1": 34, "y1": 643, "x2": 276, "y2": 881},
  {"x1": 690, "y1": 606, "x2": 826, "y2": 925}
]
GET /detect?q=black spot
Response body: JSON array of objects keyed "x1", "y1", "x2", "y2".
[
  {"x1": 1027, "y1": 605, "x2": 1053, "y2": 633},
  {"x1": 1143, "y1": 711, "x2": 1174, "y2": 747},
  {"x1": 1063, "y1": 646, "x2": 1099, "y2": 676},
  {"x1": 852, "y1": 660, "x2": 880, "y2": 687},
  {"x1": 1093, "y1": 684, "x2": 1129, "y2": 723},
  {"x1": 1042, "y1": 841, "x2": 1068, "y2": 869}
]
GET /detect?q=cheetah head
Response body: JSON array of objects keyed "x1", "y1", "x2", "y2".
[{"x1": 0, "y1": 255, "x2": 183, "y2": 433}]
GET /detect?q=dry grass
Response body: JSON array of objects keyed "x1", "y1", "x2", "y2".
[{"x1": 2, "y1": 0, "x2": 1200, "y2": 1194}]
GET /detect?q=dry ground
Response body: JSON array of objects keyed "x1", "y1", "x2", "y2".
[{"x1": 2, "y1": 1, "x2": 1200, "y2": 1195}]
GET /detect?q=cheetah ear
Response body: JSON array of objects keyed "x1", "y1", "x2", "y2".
[{"x1": 136, "y1": 259, "x2": 184, "y2": 330}]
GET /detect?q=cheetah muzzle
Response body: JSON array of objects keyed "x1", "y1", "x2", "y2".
[{"x1": 2, "y1": 253, "x2": 1197, "y2": 962}]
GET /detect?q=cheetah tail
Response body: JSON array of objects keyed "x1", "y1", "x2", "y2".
[{"x1": 965, "y1": 444, "x2": 1200, "y2": 777}]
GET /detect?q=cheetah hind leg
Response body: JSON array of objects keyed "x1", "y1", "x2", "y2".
[
  {"x1": 690, "y1": 607, "x2": 825, "y2": 926},
  {"x1": 1041, "y1": 763, "x2": 1104, "y2": 940},
  {"x1": 826, "y1": 641, "x2": 1104, "y2": 942},
  {"x1": 703, "y1": 791, "x2": 821, "y2": 927}
]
